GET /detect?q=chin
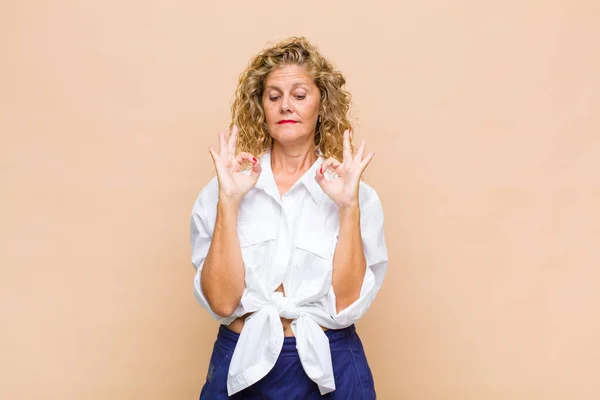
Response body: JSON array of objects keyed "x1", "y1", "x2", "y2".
[
  {"x1": 271, "y1": 129, "x2": 311, "y2": 144},
  {"x1": 272, "y1": 125, "x2": 300, "y2": 135}
]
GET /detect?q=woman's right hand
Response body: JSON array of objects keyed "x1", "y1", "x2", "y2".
[{"x1": 208, "y1": 125, "x2": 262, "y2": 205}]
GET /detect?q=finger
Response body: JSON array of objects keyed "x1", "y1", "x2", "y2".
[
  {"x1": 208, "y1": 146, "x2": 220, "y2": 166},
  {"x1": 342, "y1": 130, "x2": 352, "y2": 162},
  {"x1": 235, "y1": 152, "x2": 258, "y2": 173},
  {"x1": 218, "y1": 131, "x2": 228, "y2": 159},
  {"x1": 355, "y1": 139, "x2": 366, "y2": 163},
  {"x1": 360, "y1": 152, "x2": 375, "y2": 171},
  {"x1": 249, "y1": 157, "x2": 263, "y2": 180},
  {"x1": 235, "y1": 151, "x2": 257, "y2": 165},
  {"x1": 319, "y1": 157, "x2": 341, "y2": 176},
  {"x1": 315, "y1": 168, "x2": 326, "y2": 187},
  {"x1": 228, "y1": 125, "x2": 238, "y2": 157}
]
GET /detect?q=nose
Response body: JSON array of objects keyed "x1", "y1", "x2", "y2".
[{"x1": 280, "y1": 94, "x2": 294, "y2": 114}]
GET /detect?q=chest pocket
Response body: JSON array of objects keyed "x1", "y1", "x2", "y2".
[
  {"x1": 291, "y1": 230, "x2": 337, "y2": 301},
  {"x1": 237, "y1": 222, "x2": 276, "y2": 274},
  {"x1": 294, "y1": 231, "x2": 335, "y2": 259}
]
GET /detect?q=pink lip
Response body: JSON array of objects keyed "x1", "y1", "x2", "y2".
[{"x1": 277, "y1": 120, "x2": 298, "y2": 124}]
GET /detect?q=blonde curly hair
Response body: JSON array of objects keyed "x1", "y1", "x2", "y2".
[{"x1": 230, "y1": 36, "x2": 354, "y2": 161}]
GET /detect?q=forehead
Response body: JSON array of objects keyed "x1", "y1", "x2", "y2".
[{"x1": 264, "y1": 64, "x2": 315, "y2": 88}]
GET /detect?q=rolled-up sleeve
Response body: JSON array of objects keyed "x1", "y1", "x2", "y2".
[{"x1": 327, "y1": 185, "x2": 388, "y2": 327}]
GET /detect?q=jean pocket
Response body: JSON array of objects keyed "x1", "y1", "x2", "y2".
[
  {"x1": 349, "y1": 336, "x2": 376, "y2": 399},
  {"x1": 205, "y1": 341, "x2": 232, "y2": 389}
]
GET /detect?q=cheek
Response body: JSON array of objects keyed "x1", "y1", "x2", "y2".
[
  {"x1": 263, "y1": 103, "x2": 277, "y2": 123},
  {"x1": 305, "y1": 101, "x2": 320, "y2": 119},
  {"x1": 308, "y1": 97, "x2": 321, "y2": 115},
  {"x1": 295, "y1": 97, "x2": 318, "y2": 116}
]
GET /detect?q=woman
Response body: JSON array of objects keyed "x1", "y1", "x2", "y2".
[{"x1": 191, "y1": 37, "x2": 388, "y2": 399}]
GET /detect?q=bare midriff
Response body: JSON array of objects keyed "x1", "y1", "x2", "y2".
[{"x1": 225, "y1": 285, "x2": 328, "y2": 337}]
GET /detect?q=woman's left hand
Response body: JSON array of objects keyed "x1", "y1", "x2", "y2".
[{"x1": 315, "y1": 130, "x2": 374, "y2": 209}]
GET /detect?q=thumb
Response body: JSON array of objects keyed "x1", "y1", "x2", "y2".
[
  {"x1": 249, "y1": 158, "x2": 263, "y2": 180},
  {"x1": 315, "y1": 167, "x2": 327, "y2": 188}
]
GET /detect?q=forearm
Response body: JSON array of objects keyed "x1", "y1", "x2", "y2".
[
  {"x1": 201, "y1": 198, "x2": 245, "y2": 317},
  {"x1": 332, "y1": 205, "x2": 367, "y2": 313}
]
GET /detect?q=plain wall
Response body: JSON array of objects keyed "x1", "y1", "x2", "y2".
[{"x1": 1, "y1": 1, "x2": 599, "y2": 399}]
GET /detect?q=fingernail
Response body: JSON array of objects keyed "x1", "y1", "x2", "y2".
[
  {"x1": 319, "y1": 167, "x2": 323, "y2": 174},
  {"x1": 253, "y1": 157, "x2": 257, "y2": 163}
]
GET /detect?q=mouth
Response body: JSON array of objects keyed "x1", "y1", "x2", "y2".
[{"x1": 277, "y1": 120, "x2": 298, "y2": 125}]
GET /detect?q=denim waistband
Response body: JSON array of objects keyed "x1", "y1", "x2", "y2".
[{"x1": 216, "y1": 323, "x2": 357, "y2": 353}]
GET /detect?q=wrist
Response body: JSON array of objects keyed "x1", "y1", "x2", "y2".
[
  {"x1": 218, "y1": 195, "x2": 241, "y2": 210},
  {"x1": 337, "y1": 198, "x2": 360, "y2": 211},
  {"x1": 338, "y1": 203, "x2": 360, "y2": 218}
]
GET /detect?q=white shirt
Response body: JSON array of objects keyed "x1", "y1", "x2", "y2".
[{"x1": 190, "y1": 151, "x2": 388, "y2": 396}]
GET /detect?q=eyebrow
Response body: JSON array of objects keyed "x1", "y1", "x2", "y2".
[{"x1": 264, "y1": 82, "x2": 310, "y2": 91}]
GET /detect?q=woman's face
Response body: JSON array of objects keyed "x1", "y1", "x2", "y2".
[{"x1": 262, "y1": 64, "x2": 321, "y2": 149}]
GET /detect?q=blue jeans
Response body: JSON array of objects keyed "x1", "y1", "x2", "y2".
[{"x1": 200, "y1": 324, "x2": 376, "y2": 399}]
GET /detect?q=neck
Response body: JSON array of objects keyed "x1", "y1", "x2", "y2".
[{"x1": 270, "y1": 141, "x2": 318, "y2": 176}]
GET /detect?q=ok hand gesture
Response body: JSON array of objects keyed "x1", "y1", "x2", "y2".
[
  {"x1": 208, "y1": 125, "x2": 262, "y2": 205},
  {"x1": 315, "y1": 130, "x2": 374, "y2": 209}
]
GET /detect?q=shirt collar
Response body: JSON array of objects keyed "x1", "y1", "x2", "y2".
[
  {"x1": 255, "y1": 151, "x2": 325, "y2": 205},
  {"x1": 254, "y1": 151, "x2": 278, "y2": 201},
  {"x1": 298, "y1": 156, "x2": 325, "y2": 204}
]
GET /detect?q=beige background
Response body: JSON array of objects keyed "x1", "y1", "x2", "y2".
[{"x1": 1, "y1": 1, "x2": 599, "y2": 399}]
